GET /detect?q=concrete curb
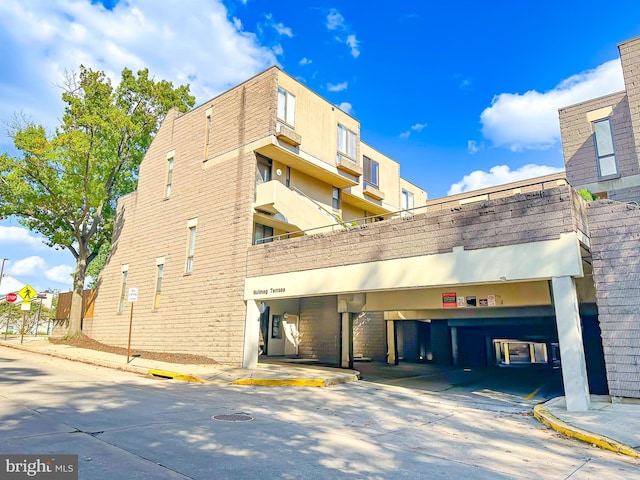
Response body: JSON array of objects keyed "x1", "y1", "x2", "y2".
[
  {"x1": 533, "y1": 404, "x2": 640, "y2": 459},
  {"x1": 1, "y1": 342, "x2": 359, "y2": 387}
]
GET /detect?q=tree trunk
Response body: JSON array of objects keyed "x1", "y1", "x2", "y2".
[{"x1": 67, "y1": 252, "x2": 87, "y2": 336}]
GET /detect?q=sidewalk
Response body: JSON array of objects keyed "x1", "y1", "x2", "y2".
[
  {"x1": 1, "y1": 336, "x2": 639, "y2": 459},
  {"x1": 0, "y1": 336, "x2": 359, "y2": 387}
]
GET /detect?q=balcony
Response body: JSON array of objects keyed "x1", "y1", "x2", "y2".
[
  {"x1": 254, "y1": 180, "x2": 344, "y2": 234},
  {"x1": 363, "y1": 184, "x2": 385, "y2": 201}
]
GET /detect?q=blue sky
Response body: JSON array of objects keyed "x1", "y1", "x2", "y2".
[{"x1": 1, "y1": 0, "x2": 639, "y2": 292}]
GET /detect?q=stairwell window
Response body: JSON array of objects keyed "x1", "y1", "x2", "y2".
[
  {"x1": 337, "y1": 124, "x2": 357, "y2": 160},
  {"x1": 165, "y1": 153, "x2": 174, "y2": 198},
  {"x1": 593, "y1": 118, "x2": 618, "y2": 178},
  {"x1": 186, "y1": 219, "x2": 197, "y2": 273},
  {"x1": 277, "y1": 87, "x2": 296, "y2": 128},
  {"x1": 118, "y1": 265, "x2": 129, "y2": 313},
  {"x1": 363, "y1": 156, "x2": 379, "y2": 189},
  {"x1": 153, "y1": 259, "x2": 164, "y2": 310}
]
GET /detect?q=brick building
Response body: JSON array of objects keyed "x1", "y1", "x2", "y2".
[{"x1": 559, "y1": 36, "x2": 640, "y2": 400}]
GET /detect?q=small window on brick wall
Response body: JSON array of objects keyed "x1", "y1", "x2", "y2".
[{"x1": 593, "y1": 118, "x2": 618, "y2": 178}]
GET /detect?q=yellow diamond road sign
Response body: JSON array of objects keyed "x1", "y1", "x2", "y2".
[{"x1": 17, "y1": 284, "x2": 37, "y2": 302}]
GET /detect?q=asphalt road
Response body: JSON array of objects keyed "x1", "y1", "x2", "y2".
[{"x1": 1, "y1": 347, "x2": 638, "y2": 479}]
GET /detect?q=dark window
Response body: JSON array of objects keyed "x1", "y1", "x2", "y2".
[
  {"x1": 254, "y1": 223, "x2": 274, "y2": 245},
  {"x1": 363, "y1": 156, "x2": 379, "y2": 189}
]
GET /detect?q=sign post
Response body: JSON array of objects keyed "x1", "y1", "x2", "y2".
[
  {"x1": 20, "y1": 302, "x2": 31, "y2": 344},
  {"x1": 126, "y1": 288, "x2": 138, "y2": 363}
]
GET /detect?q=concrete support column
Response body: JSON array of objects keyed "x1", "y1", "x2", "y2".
[
  {"x1": 341, "y1": 312, "x2": 353, "y2": 369},
  {"x1": 386, "y1": 320, "x2": 398, "y2": 365},
  {"x1": 451, "y1": 326, "x2": 459, "y2": 366},
  {"x1": 552, "y1": 276, "x2": 591, "y2": 412},
  {"x1": 242, "y1": 300, "x2": 260, "y2": 369}
]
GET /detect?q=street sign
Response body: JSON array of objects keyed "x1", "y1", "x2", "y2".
[
  {"x1": 37, "y1": 293, "x2": 47, "y2": 299},
  {"x1": 6, "y1": 292, "x2": 17, "y2": 303},
  {"x1": 127, "y1": 287, "x2": 139, "y2": 303},
  {"x1": 17, "y1": 284, "x2": 37, "y2": 302},
  {"x1": 21, "y1": 302, "x2": 31, "y2": 311}
]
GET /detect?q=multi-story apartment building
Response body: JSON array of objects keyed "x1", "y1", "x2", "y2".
[{"x1": 89, "y1": 67, "x2": 427, "y2": 366}]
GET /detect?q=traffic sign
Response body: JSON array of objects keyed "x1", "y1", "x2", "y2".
[
  {"x1": 6, "y1": 292, "x2": 17, "y2": 303},
  {"x1": 17, "y1": 284, "x2": 37, "y2": 302},
  {"x1": 127, "y1": 287, "x2": 139, "y2": 303}
]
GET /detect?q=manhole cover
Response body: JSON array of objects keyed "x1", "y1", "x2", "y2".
[{"x1": 211, "y1": 413, "x2": 254, "y2": 422}]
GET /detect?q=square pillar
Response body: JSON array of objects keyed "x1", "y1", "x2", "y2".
[
  {"x1": 386, "y1": 320, "x2": 398, "y2": 365},
  {"x1": 552, "y1": 276, "x2": 591, "y2": 411},
  {"x1": 341, "y1": 312, "x2": 353, "y2": 369},
  {"x1": 242, "y1": 300, "x2": 261, "y2": 369}
]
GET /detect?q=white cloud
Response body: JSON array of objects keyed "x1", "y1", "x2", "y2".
[
  {"x1": 337, "y1": 102, "x2": 352, "y2": 114},
  {"x1": 400, "y1": 122, "x2": 427, "y2": 139},
  {"x1": 346, "y1": 34, "x2": 360, "y2": 58},
  {"x1": 327, "y1": 81, "x2": 348, "y2": 92},
  {"x1": 7, "y1": 256, "x2": 46, "y2": 276},
  {"x1": 467, "y1": 140, "x2": 482, "y2": 154},
  {"x1": 447, "y1": 164, "x2": 565, "y2": 195},
  {"x1": 299, "y1": 57, "x2": 312, "y2": 65},
  {"x1": 45, "y1": 264, "x2": 74, "y2": 284},
  {"x1": 0, "y1": 0, "x2": 278, "y2": 147},
  {"x1": 0, "y1": 226, "x2": 47, "y2": 249},
  {"x1": 326, "y1": 9, "x2": 345, "y2": 30},
  {"x1": 273, "y1": 44, "x2": 283, "y2": 56},
  {"x1": 480, "y1": 59, "x2": 625, "y2": 151},
  {"x1": 325, "y1": 8, "x2": 359, "y2": 58},
  {"x1": 265, "y1": 13, "x2": 293, "y2": 37}
]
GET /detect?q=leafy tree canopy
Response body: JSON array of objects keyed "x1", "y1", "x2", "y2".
[{"x1": 0, "y1": 66, "x2": 195, "y2": 334}]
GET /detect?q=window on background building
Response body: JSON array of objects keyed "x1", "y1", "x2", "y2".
[
  {"x1": 277, "y1": 87, "x2": 296, "y2": 127},
  {"x1": 593, "y1": 118, "x2": 618, "y2": 177},
  {"x1": 363, "y1": 156, "x2": 379, "y2": 189},
  {"x1": 186, "y1": 221, "x2": 197, "y2": 273},
  {"x1": 153, "y1": 262, "x2": 164, "y2": 309},
  {"x1": 332, "y1": 187, "x2": 341, "y2": 210},
  {"x1": 402, "y1": 189, "x2": 414, "y2": 215},
  {"x1": 165, "y1": 156, "x2": 174, "y2": 198},
  {"x1": 254, "y1": 223, "x2": 274, "y2": 245},
  {"x1": 118, "y1": 266, "x2": 128, "y2": 313},
  {"x1": 337, "y1": 124, "x2": 357, "y2": 160},
  {"x1": 285, "y1": 166, "x2": 291, "y2": 188}
]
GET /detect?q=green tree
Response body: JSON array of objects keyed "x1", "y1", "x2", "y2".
[{"x1": 0, "y1": 66, "x2": 194, "y2": 336}]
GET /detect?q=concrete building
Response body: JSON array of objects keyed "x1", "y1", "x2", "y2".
[
  {"x1": 560, "y1": 36, "x2": 640, "y2": 400},
  {"x1": 89, "y1": 65, "x2": 614, "y2": 412}
]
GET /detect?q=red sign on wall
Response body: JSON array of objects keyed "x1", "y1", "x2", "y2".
[{"x1": 442, "y1": 292, "x2": 457, "y2": 308}]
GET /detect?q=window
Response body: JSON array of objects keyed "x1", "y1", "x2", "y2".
[
  {"x1": 332, "y1": 187, "x2": 341, "y2": 210},
  {"x1": 254, "y1": 223, "x2": 274, "y2": 245},
  {"x1": 363, "y1": 156, "x2": 379, "y2": 189},
  {"x1": 153, "y1": 260, "x2": 164, "y2": 309},
  {"x1": 186, "y1": 220, "x2": 197, "y2": 273},
  {"x1": 256, "y1": 154, "x2": 272, "y2": 186},
  {"x1": 165, "y1": 156, "x2": 174, "y2": 198},
  {"x1": 401, "y1": 189, "x2": 414, "y2": 215},
  {"x1": 277, "y1": 87, "x2": 296, "y2": 127},
  {"x1": 337, "y1": 124, "x2": 357, "y2": 160},
  {"x1": 285, "y1": 166, "x2": 291, "y2": 188},
  {"x1": 593, "y1": 118, "x2": 618, "y2": 177},
  {"x1": 118, "y1": 265, "x2": 129, "y2": 313},
  {"x1": 271, "y1": 314, "x2": 283, "y2": 339}
]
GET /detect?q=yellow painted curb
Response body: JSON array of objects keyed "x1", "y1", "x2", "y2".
[
  {"x1": 148, "y1": 369, "x2": 207, "y2": 383},
  {"x1": 533, "y1": 404, "x2": 639, "y2": 459},
  {"x1": 231, "y1": 378, "x2": 327, "y2": 387}
]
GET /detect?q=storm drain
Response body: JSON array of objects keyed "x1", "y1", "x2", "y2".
[{"x1": 211, "y1": 413, "x2": 254, "y2": 422}]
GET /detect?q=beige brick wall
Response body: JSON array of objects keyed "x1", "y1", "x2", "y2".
[
  {"x1": 353, "y1": 311, "x2": 386, "y2": 361},
  {"x1": 588, "y1": 200, "x2": 640, "y2": 398},
  {"x1": 298, "y1": 296, "x2": 340, "y2": 363},
  {"x1": 247, "y1": 186, "x2": 581, "y2": 278},
  {"x1": 90, "y1": 70, "x2": 276, "y2": 365},
  {"x1": 620, "y1": 37, "x2": 640, "y2": 166}
]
